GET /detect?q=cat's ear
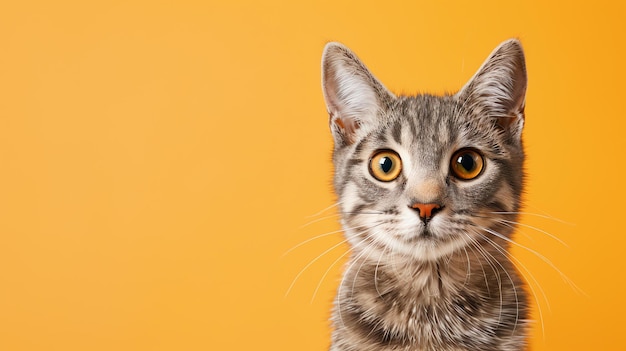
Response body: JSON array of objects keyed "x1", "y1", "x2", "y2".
[
  {"x1": 322, "y1": 42, "x2": 395, "y2": 146},
  {"x1": 457, "y1": 39, "x2": 527, "y2": 140}
]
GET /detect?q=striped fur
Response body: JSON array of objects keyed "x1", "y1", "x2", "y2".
[{"x1": 322, "y1": 40, "x2": 529, "y2": 351}]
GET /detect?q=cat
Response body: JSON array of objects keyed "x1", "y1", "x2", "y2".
[{"x1": 321, "y1": 39, "x2": 529, "y2": 351}]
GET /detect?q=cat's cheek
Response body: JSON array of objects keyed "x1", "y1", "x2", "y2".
[
  {"x1": 394, "y1": 208, "x2": 423, "y2": 236},
  {"x1": 492, "y1": 181, "x2": 516, "y2": 212},
  {"x1": 338, "y1": 182, "x2": 361, "y2": 215},
  {"x1": 342, "y1": 217, "x2": 376, "y2": 253}
]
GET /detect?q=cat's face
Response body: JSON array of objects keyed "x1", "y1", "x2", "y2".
[{"x1": 322, "y1": 40, "x2": 527, "y2": 261}]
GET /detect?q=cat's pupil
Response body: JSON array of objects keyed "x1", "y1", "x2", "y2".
[
  {"x1": 379, "y1": 157, "x2": 393, "y2": 173},
  {"x1": 458, "y1": 154, "x2": 475, "y2": 171}
]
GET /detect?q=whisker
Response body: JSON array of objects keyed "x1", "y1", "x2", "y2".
[
  {"x1": 300, "y1": 210, "x2": 383, "y2": 229},
  {"x1": 337, "y1": 238, "x2": 382, "y2": 331},
  {"x1": 462, "y1": 234, "x2": 492, "y2": 296},
  {"x1": 496, "y1": 219, "x2": 570, "y2": 248},
  {"x1": 478, "y1": 232, "x2": 540, "y2": 336},
  {"x1": 343, "y1": 210, "x2": 385, "y2": 215},
  {"x1": 311, "y1": 246, "x2": 351, "y2": 304},
  {"x1": 283, "y1": 224, "x2": 369, "y2": 258},
  {"x1": 291, "y1": 221, "x2": 383, "y2": 308},
  {"x1": 458, "y1": 236, "x2": 472, "y2": 286},
  {"x1": 306, "y1": 201, "x2": 342, "y2": 219},
  {"x1": 284, "y1": 238, "x2": 349, "y2": 298},
  {"x1": 350, "y1": 243, "x2": 377, "y2": 296},
  {"x1": 523, "y1": 204, "x2": 576, "y2": 227},
  {"x1": 299, "y1": 213, "x2": 342, "y2": 229},
  {"x1": 489, "y1": 211, "x2": 574, "y2": 225},
  {"x1": 467, "y1": 234, "x2": 508, "y2": 330},
  {"x1": 374, "y1": 243, "x2": 387, "y2": 298},
  {"x1": 479, "y1": 225, "x2": 584, "y2": 295}
]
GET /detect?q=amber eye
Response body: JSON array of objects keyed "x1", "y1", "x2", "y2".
[
  {"x1": 450, "y1": 149, "x2": 485, "y2": 180},
  {"x1": 369, "y1": 150, "x2": 402, "y2": 182}
]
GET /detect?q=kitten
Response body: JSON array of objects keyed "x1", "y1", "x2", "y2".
[{"x1": 321, "y1": 39, "x2": 529, "y2": 351}]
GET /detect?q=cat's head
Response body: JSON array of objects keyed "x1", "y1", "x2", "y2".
[{"x1": 322, "y1": 40, "x2": 527, "y2": 261}]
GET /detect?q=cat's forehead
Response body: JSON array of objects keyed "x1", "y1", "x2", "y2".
[
  {"x1": 358, "y1": 94, "x2": 505, "y2": 162},
  {"x1": 394, "y1": 94, "x2": 457, "y2": 116},
  {"x1": 388, "y1": 95, "x2": 494, "y2": 144},
  {"x1": 383, "y1": 95, "x2": 461, "y2": 147}
]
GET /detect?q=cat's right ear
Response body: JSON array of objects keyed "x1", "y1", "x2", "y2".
[
  {"x1": 456, "y1": 39, "x2": 527, "y2": 141},
  {"x1": 321, "y1": 43, "x2": 395, "y2": 146}
]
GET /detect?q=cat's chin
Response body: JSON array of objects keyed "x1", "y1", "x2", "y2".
[
  {"x1": 378, "y1": 220, "x2": 460, "y2": 261},
  {"x1": 344, "y1": 217, "x2": 470, "y2": 262},
  {"x1": 404, "y1": 234, "x2": 468, "y2": 262},
  {"x1": 349, "y1": 228, "x2": 468, "y2": 263}
]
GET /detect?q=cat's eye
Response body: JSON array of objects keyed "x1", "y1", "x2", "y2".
[
  {"x1": 369, "y1": 150, "x2": 402, "y2": 182},
  {"x1": 450, "y1": 149, "x2": 484, "y2": 180}
]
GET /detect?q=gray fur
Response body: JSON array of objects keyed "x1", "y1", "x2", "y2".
[{"x1": 321, "y1": 40, "x2": 529, "y2": 351}]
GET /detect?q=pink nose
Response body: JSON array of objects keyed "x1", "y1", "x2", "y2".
[{"x1": 410, "y1": 203, "x2": 442, "y2": 219}]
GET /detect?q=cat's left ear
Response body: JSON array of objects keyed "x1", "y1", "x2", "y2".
[
  {"x1": 321, "y1": 42, "x2": 395, "y2": 146},
  {"x1": 457, "y1": 39, "x2": 527, "y2": 141}
]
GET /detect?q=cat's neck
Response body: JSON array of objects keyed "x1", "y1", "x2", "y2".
[
  {"x1": 332, "y1": 247, "x2": 528, "y2": 350},
  {"x1": 342, "y1": 245, "x2": 510, "y2": 305}
]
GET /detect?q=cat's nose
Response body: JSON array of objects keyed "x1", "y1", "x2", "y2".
[{"x1": 409, "y1": 203, "x2": 443, "y2": 222}]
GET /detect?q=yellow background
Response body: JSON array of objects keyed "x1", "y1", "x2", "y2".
[{"x1": 0, "y1": 1, "x2": 624, "y2": 350}]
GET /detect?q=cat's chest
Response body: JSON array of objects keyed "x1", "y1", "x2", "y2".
[
  {"x1": 350, "y1": 271, "x2": 475, "y2": 329},
  {"x1": 339, "y1": 258, "x2": 493, "y2": 345}
]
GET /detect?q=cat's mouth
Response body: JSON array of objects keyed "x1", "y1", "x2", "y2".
[
  {"x1": 416, "y1": 216, "x2": 445, "y2": 239},
  {"x1": 401, "y1": 226, "x2": 442, "y2": 244},
  {"x1": 421, "y1": 228, "x2": 434, "y2": 239}
]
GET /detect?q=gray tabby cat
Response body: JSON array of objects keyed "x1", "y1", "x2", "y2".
[{"x1": 321, "y1": 39, "x2": 529, "y2": 351}]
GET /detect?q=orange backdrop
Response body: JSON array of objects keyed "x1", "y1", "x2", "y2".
[{"x1": 0, "y1": 1, "x2": 624, "y2": 350}]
